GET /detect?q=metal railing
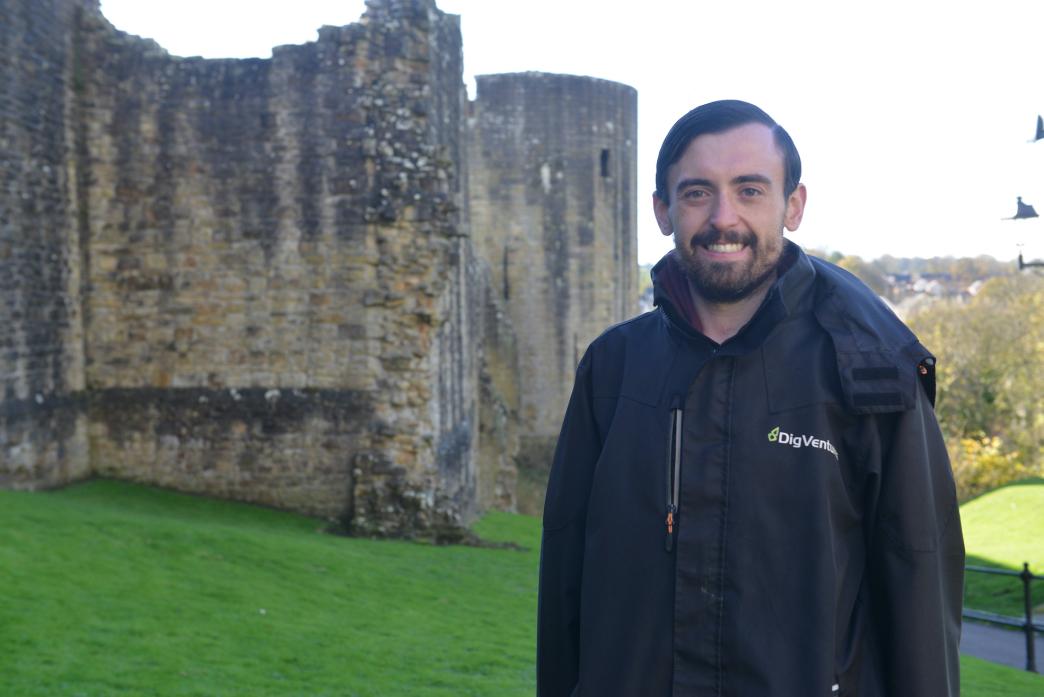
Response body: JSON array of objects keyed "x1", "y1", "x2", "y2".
[{"x1": 963, "y1": 562, "x2": 1042, "y2": 672}]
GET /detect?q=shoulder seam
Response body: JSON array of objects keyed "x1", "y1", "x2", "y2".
[{"x1": 589, "y1": 309, "x2": 659, "y2": 345}]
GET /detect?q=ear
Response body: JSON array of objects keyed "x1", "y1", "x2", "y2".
[
  {"x1": 783, "y1": 183, "x2": 807, "y2": 231},
  {"x1": 653, "y1": 192, "x2": 673, "y2": 237}
]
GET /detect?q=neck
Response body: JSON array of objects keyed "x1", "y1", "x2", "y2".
[{"x1": 688, "y1": 274, "x2": 776, "y2": 344}]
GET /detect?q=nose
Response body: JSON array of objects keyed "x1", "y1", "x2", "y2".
[{"x1": 709, "y1": 194, "x2": 740, "y2": 229}]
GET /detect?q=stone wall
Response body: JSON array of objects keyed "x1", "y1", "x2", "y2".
[
  {"x1": 0, "y1": 0, "x2": 91, "y2": 488},
  {"x1": 1, "y1": 0, "x2": 636, "y2": 532},
  {"x1": 474, "y1": 263, "x2": 520, "y2": 512},
  {"x1": 467, "y1": 73, "x2": 637, "y2": 509},
  {"x1": 70, "y1": 0, "x2": 482, "y2": 533}
]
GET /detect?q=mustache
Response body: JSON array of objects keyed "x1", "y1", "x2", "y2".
[{"x1": 689, "y1": 227, "x2": 757, "y2": 249}]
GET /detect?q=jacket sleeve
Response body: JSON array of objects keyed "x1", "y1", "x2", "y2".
[
  {"x1": 537, "y1": 350, "x2": 603, "y2": 697},
  {"x1": 865, "y1": 380, "x2": 964, "y2": 696}
]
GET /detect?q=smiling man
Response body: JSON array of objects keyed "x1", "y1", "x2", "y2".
[{"x1": 537, "y1": 101, "x2": 963, "y2": 696}]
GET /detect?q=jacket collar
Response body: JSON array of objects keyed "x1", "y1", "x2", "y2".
[{"x1": 650, "y1": 239, "x2": 816, "y2": 346}]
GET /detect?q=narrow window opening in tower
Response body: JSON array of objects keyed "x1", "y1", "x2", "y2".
[
  {"x1": 502, "y1": 248, "x2": 510, "y2": 300},
  {"x1": 600, "y1": 149, "x2": 610, "y2": 178}
]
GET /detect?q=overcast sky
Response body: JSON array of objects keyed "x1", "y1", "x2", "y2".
[{"x1": 99, "y1": 0, "x2": 1044, "y2": 264}]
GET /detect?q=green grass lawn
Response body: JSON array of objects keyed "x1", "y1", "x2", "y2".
[
  {"x1": 962, "y1": 655, "x2": 1044, "y2": 694},
  {"x1": 1, "y1": 480, "x2": 538, "y2": 696},
  {"x1": 961, "y1": 478, "x2": 1044, "y2": 617},
  {"x1": 1, "y1": 479, "x2": 1040, "y2": 695}
]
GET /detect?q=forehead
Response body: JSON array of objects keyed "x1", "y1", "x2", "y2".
[{"x1": 669, "y1": 122, "x2": 785, "y2": 185}]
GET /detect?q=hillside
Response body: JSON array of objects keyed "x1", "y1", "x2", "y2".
[
  {"x1": 961, "y1": 479, "x2": 1044, "y2": 616},
  {"x1": 0, "y1": 481, "x2": 538, "y2": 696},
  {"x1": 1, "y1": 480, "x2": 1040, "y2": 695}
]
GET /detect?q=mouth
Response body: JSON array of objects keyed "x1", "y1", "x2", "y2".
[
  {"x1": 690, "y1": 229, "x2": 756, "y2": 258},
  {"x1": 704, "y1": 242, "x2": 746, "y2": 254}
]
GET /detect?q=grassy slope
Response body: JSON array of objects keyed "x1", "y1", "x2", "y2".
[
  {"x1": 962, "y1": 655, "x2": 1044, "y2": 694},
  {"x1": 1, "y1": 481, "x2": 538, "y2": 696},
  {"x1": 961, "y1": 479, "x2": 1044, "y2": 616},
  {"x1": 1, "y1": 480, "x2": 1040, "y2": 695}
]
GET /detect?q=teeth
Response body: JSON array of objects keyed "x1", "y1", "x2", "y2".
[{"x1": 706, "y1": 243, "x2": 744, "y2": 253}]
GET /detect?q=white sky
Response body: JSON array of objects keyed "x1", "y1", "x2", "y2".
[{"x1": 99, "y1": 0, "x2": 1044, "y2": 264}]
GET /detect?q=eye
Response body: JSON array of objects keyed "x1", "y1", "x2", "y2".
[
  {"x1": 682, "y1": 188, "x2": 709, "y2": 200},
  {"x1": 740, "y1": 186, "x2": 763, "y2": 197}
]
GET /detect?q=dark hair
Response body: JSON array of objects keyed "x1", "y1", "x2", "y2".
[{"x1": 654, "y1": 100, "x2": 801, "y2": 203}]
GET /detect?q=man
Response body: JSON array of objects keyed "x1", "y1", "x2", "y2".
[{"x1": 537, "y1": 100, "x2": 963, "y2": 696}]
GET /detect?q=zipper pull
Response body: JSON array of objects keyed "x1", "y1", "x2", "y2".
[
  {"x1": 664, "y1": 401, "x2": 683, "y2": 554},
  {"x1": 664, "y1": 505, "x2": 676, "y2": 552}
]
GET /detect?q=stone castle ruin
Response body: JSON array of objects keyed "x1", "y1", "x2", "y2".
[{"x1": 0, "y1": 0, "x2": 637, "y2": 536}]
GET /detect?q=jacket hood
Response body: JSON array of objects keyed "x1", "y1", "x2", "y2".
[
  {"x1": 648, "y1": 242, "x2": 934, "y2": 411},
  {"x1": 649, "y1": 250, "x2": 701, "y2": 330},
  {"x1": 650, "y1": 240, "x2": 816, "y2": 334}
]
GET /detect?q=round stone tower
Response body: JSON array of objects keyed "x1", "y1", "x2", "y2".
[{"x1": 467, "y1": 72, "x2": 638, "y2": 508}]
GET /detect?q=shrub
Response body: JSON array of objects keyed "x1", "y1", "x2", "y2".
[{"x1": 950, "y1": 434, "x2": 1028, "y2": 501}]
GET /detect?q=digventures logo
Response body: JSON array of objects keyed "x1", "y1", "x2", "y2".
[{"x1": 767, "y1": 426, "x2": 839, "y2": 461}]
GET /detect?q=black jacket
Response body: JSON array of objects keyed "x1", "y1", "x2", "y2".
[{"x1": 537, "y1": 244, "x2": 964, "y2": 697}]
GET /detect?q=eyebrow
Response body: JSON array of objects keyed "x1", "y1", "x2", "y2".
[
  {"x1": 674, "y1": 173, "x2": 773, "y2": 194},
  {"x1": 674, "y1": 177, "x2": 713, "y2": 194},
  {"x1": 734, "y1": 174, "x2": 772, "y2": 187}
]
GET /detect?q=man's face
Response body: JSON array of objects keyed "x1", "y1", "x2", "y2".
[{"x1": 653, "y1": 123, "x2": 806, "y2": 303}]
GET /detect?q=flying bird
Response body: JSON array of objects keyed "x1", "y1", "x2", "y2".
[{"x1": 1005, "y1": 196, "x2": 1039, "y2": 220}]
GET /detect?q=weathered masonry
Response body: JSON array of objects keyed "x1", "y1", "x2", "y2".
[
  {"x1": 0, "y1": 0, "x2": 637, "y2": 534},
  {"x1": 469, "y1": 73, "x2": 637, "y2": 507}
]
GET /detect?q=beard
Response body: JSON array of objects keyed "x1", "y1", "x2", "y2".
[{"x1": 674, "y1": 226, "x2": 785, "y2": 304}]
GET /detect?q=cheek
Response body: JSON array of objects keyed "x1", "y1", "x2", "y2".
[
  {"x1": 675, "y1": 206, "x2": 710, "y2": 230},
  {"x1": 755, "y1": 208, "x2": 788, "y2": 237}
]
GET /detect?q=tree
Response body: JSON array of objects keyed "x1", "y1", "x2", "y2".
[
  {"x1": 836, "y1": 255, "x2": 891, "y2": 298},
  {"x1": 908, "y1": 273, "x2": 1044, "y2": 499}
]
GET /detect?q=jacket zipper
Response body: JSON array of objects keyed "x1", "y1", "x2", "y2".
[{"x1": 665, "y1": 405, "x2": 682, "y2": 552}]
